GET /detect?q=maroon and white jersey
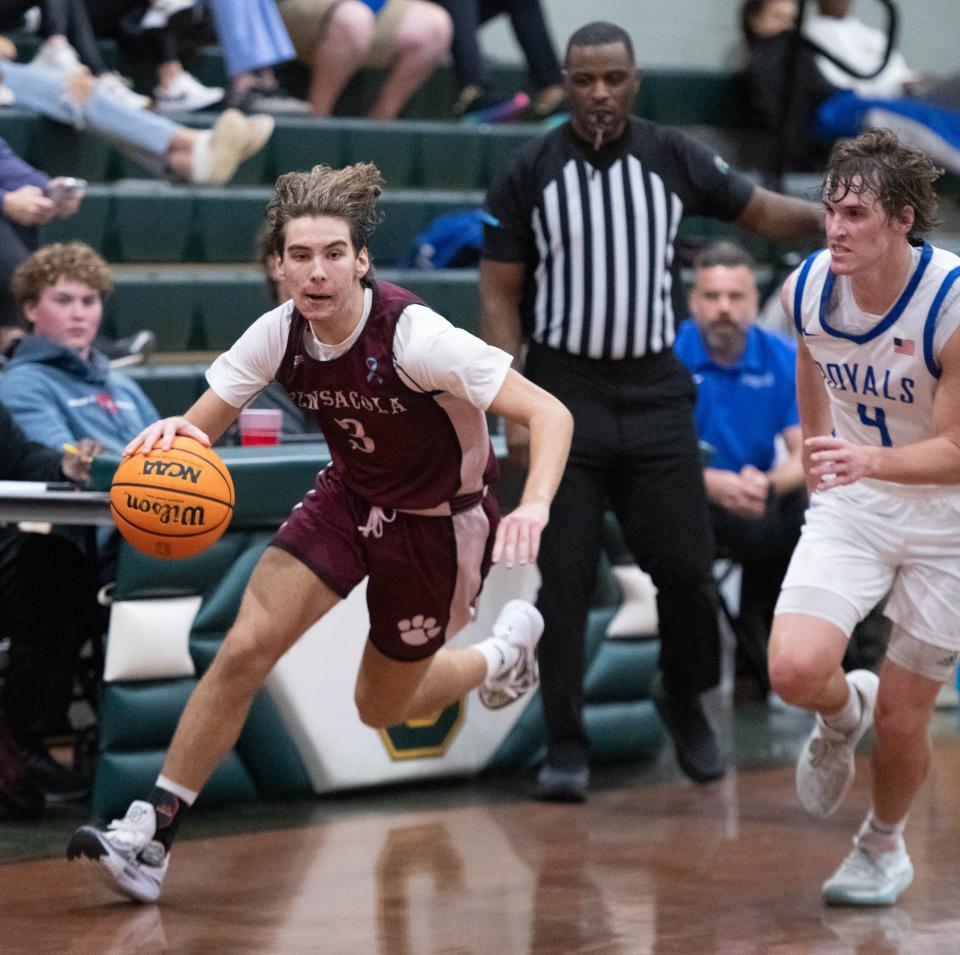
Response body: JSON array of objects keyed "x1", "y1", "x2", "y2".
[{"x1": 207, "y1": 281, "x2": 511, "y2": 510}]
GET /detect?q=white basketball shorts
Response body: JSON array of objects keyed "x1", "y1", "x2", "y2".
[{"x1": 776, "y1": 479, "x2": 960, "y2": 652}]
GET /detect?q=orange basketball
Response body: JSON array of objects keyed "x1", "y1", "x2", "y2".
[{"x1": 110, "y1": 436, "x2": 235, "y2": 560}]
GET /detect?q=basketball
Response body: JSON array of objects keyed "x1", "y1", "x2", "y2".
[{"x1": 110, "y1": 436, "x2": 235, "y2": 560}]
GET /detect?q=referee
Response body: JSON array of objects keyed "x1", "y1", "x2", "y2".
[{"x1": 480, "y1": 20, "x2": 823, "y2": 801}]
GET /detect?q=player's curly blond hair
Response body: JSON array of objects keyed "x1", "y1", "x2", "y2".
[
  {"x1": 11, "y1": 242, "x2": 113, "y2": 306},
  {"x1": 822, "y1": 127, "x2": 942, "y2": 242},
  {"x1": 266, "y1": 162, "x2": 384, "y2": 259}
]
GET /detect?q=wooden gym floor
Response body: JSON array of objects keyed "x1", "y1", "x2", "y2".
[{"x1": 2, "y1": 699, "x2": 960, "y2": 954}]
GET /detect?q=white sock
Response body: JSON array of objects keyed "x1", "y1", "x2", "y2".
[
  {"x1": 475, "y1": 636, "x2": 520, "y2": 679},
  {"x1": 860, "y1": 810, "x2": 907, "y2": 854},
  {"x1": 190, "y1": 131, "x2": 212, "y2": 183},
  {"x1": 822, "y1": 676, "x2": 862, "y2": 734},
  {"x1": 157, "y1": 774, "x2": 198, "y2": 806}
]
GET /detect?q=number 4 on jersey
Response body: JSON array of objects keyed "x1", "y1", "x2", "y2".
[{"x1": 857, "y1": 403, "x2": 892, "y2": 447}]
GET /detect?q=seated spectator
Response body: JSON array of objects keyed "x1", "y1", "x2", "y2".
[
  {"x1": 276, "y1": 0, "x2": 452, "y2": 118},
  {"x1": 804, "y1": 0, "x2": 960, "y2": 109},
  {"x1": 0, "y1": 53, "x2": 274, "y2": 184},
  {"x1": 205, "y1": 0, "x2": 310, "y2": 113},
  {"x1": 741, "y1": 0, "x2": 960, "y2": 174},
  {"x1": 13, "y1": 0, "x2": 153, "y2": 109},
  {"x1": 0, "y1": 134, "x2": 83, "y2": 328},
  {"x1": 674, "y1": 242, "x2": 806, "y2": 697},
  {"x1": 0, "y1": 242, "x2": 160, "y2": 459},
  {"x1": 741, "y1": 0, "x2": 837, "y2": 169},
  {"x1": 0, "y1": 399, "x2": 101, "y2": 815},
  {"x1": 83, "y1": 0, "x2": 224, "y2": 113},
  {"x1": 437, "y1": 0, "x2": 564, "y2": 119}
]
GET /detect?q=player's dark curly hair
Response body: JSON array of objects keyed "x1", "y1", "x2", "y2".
[
  {"x1": 266, "y1": 162, "x2": 384, "y2": 258},
  {"x1": 822, "y1": 127, "x2": 942, "y2": 242}
]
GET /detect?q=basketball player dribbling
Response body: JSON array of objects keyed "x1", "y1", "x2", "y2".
[
  {"x1": 67, "y1": 162, "x2": 573, "y2": 903},
  {"x1": 767, "y1": 128, "x2": 960, "y2": 906}
]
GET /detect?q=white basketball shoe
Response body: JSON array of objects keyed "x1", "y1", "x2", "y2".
[
  {"x1": 478, "y1": 600, "x2": 543, "y2": 709},
  {"x1": 67, "y1": 800, "x2": 169, "y2": 903},
  {"x1": 796, "y1": 669, "x2": 879, "y2": 818},
  {"x1": 822, "y1": 820, "x2": 914, "y2": 906}
]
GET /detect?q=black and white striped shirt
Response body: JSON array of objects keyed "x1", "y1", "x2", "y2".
[{"x1": 484, "y1": 119, "x2": 754, "y2": 360}]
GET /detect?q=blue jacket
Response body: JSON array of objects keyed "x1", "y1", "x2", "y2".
[
  {"x1": 0, "y1": 335, "x2": 158, "y2": 454},
  {"x1": 0, "y1": 135, "x2": 48, "y2": 220}
]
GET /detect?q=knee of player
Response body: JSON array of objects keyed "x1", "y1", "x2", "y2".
[
  {"x1": 214, "y1": 628, "x2": 276, "y2": 689},
  {"x1": 353, "y1": 688, "x2": 405, "y2": 729},
  {"x1": 767, "y1": 647, "x2": 823, "y2": 704}
]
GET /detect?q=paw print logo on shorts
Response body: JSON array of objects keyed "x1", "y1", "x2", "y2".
[{"x1": 398, "y1": 614, "x2": 442, "y2": 646}]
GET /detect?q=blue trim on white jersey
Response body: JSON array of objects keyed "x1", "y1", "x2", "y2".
[
  {"x1": 793, "y1": 250, "x2": 821, "y2": 336},
  {"x1": 819, "y1": 242, "x2": 933, "y2": 342},
  {"x1": 922, "y1": 265, "x2": 960, "y2": 380}
]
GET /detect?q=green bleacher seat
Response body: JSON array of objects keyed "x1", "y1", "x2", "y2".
[
  {"x1": 390, "y1": 270, "x2": 480, "y2": 335},
  {"x1": 418, "y1": 128, "x2": 485, "y2": 190},
  {"x1": 33, "y1": 120, "x2": 114, "y2": 181},
  {"x1": 345, "y1": 121, "x2": 420, "y2": 187},
  {"x1": 125, "y1": 364, "x2": 210, "y2": 418},
  {"x1": 102, "y1": 267, "x2": 477, "y2": 348},
  {"x1": 111, "y1": 186, "x2": 194, "y2": 263},
  {"x1": 39, "y1": 189, "x2": 111, "y2": 252},
  {"x1": 194, "y1": 189, "x2": 267, "y2": 263},
  {"x1": 0, "y1": 111, "x2": 543, "y2": 189},
  {"x1": 266, "y1": 120, "x2": 346, "y2": 178},
  {"x1": 34, "y1": 184, "x2": 484, "y2": 265},
  {"x1": 637, "y1": 70, "x2": 750, "y2": 128},
  {"x1": 105, "y1": 271, "x2": 198, "y2": 350},
  {"x1": 193, "y1": 272, "x2": 274, "y2": 351}
]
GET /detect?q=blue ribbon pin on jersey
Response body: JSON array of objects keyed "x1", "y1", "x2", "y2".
[{"x1": 366, "y1": 356, "x2": 380, "y2": 383}]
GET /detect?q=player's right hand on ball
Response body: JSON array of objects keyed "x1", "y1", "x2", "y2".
[{"x1": 124, "y1": 417, "x2": 212, "y2": 455}]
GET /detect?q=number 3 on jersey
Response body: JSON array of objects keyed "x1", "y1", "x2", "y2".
[
  {"x1": 335, "y1": 417, "x2": 376, "y2": 453},
  {"x1": 857, "y1": 403, "x2": 892, "y2": 447}
]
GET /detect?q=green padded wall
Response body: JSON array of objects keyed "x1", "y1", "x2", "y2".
[{"x1": 89, "y1": 453, "x2": 332, "y2": 817}]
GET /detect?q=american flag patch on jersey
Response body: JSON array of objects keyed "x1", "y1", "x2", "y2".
[{"x1": 893, "y1": 337, "x2": 915, "y2": 356}]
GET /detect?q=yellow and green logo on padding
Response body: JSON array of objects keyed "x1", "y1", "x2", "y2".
[{"x1": 378, "y1": 701, "x2": 464, "y2": 760}]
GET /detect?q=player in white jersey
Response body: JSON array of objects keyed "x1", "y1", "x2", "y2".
[{"x1": 768, "y1": 128, "x2": 960, "y2": 906}]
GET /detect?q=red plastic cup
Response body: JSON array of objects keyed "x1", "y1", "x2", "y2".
[{"x1": 239, "y1": 408, "x2": 282, "y2": 446}]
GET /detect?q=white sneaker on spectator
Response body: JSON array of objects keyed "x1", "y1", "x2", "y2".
[
  {"x1": 142, "y1": 0, "x2": 198, "y2": 31},
  {"x1": 154, "y1": 70, "x2": 223, "y2": 114},
  {"x1": 822, "y1": 826, "x2": 913, "y2": 906},
  {"x1": 478, "y1": 600, "x2": 543, "y2": 709},
  {"x1": 100, "y1": 72, "x2": 152, "y2": 110},
  {"x1": 796, "y1": 669, "x2": 879, "y2": 818},
  {"x1": 31, "y1": 38, "x2": 83, "y2": 74},
  {"x1": 240, "y1": 114, "x2": 275, "y2": 163},
  {"x1": 190, "y1": 109, "x2": 273, "y2": 185},
  {"x1": 66, "y1": 800, "x2": 169, "y2": 903}
]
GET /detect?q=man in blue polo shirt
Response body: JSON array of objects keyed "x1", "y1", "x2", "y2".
[{"x1": 675, "y1": 241, "x2": 805, "y2": 695}]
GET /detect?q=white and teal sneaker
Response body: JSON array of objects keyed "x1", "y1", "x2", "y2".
[
  {"x1": 822, "y1": 831, "x2": 913, "y2": 906},
  {"x1": 67, "y1": 800, "x2": 169, "y2": 903},
  {"x1": 796, "y1": 669, "x2": 879, "y2": 818}
]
